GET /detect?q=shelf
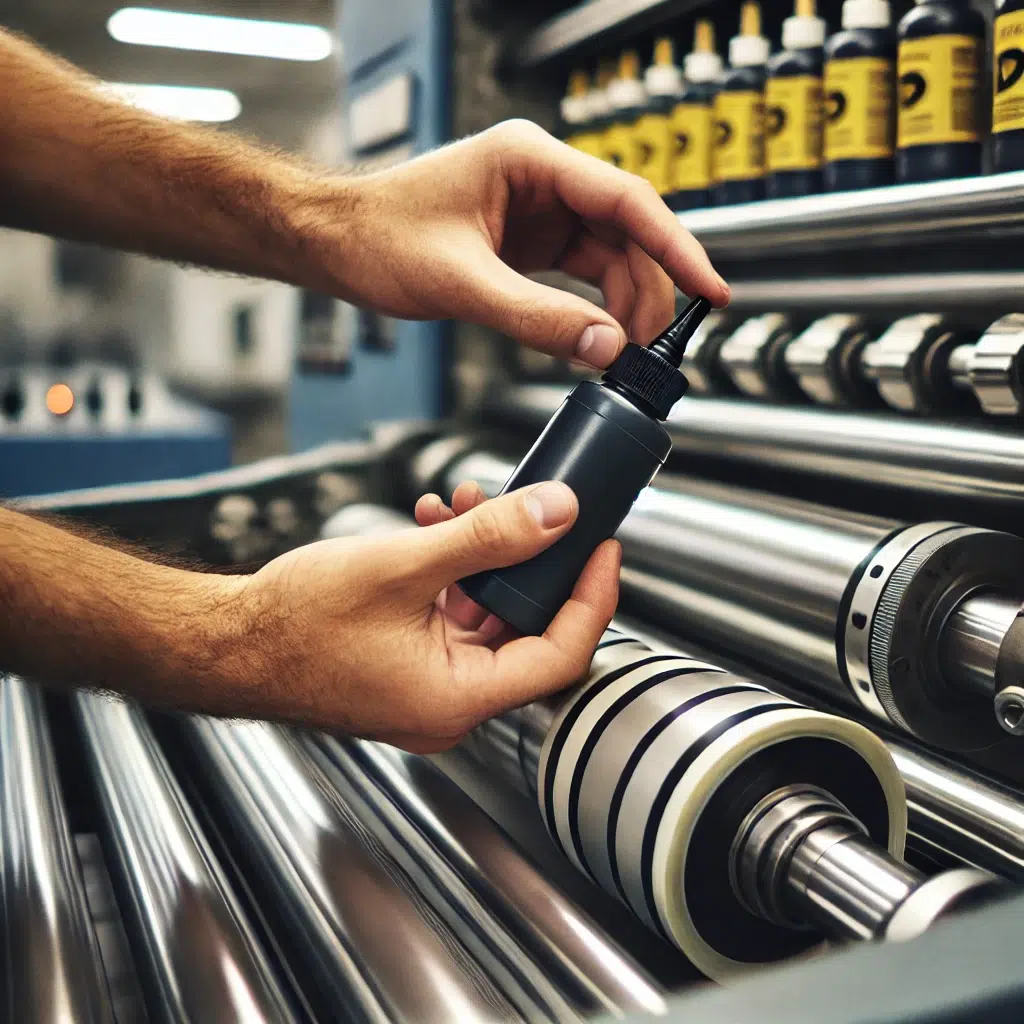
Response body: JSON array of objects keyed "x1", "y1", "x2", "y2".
[
  {"x1": 510, "y1": 0, "x2": 699, "y2": 70},
  {"x1": 677, "y1": 171, "x2": 1024, "y2": 260}
]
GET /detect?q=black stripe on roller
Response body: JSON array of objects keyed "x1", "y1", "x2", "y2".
[
  {"x1": 541, "y1": 655, "x2": 685, "y2": 849},
  {"x1": 597, "y1": 635, "x2": 637, "y2": 651},
  {"x1": 639, "y1": 703, "x2": 794, "y2": 939},
  {"x1": 606, "y1": 684, "x2": 766, "y2": 903},
  {"x1": 566, "y1": 666, "x2": 727, "y2": 878}
]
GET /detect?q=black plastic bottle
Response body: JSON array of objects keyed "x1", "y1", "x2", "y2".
[
  {"x1": 896, "y1": 0, "x2": 984, "y2": 182},
  {"x1": 823, "y1": 0, "x2": 896, "y2": 191},
  {"x1": 667, "y1": 19, "x2": 723, "y2": 211},
  {"x1": 712, "y1": 0, "x2": 770, "y2": 206},
  {"x1": 766, "y1": 0, "x2": 826, "y2": 197},
  {"x1": 633, "y1": 38, "x2": 685, "y2": 199},
  {"x1": 458, "y1": 298, "x2": 713, "y2": 636},
  {"x1": 993, "y1": 0, "x2": 1024, "y2": 171}
]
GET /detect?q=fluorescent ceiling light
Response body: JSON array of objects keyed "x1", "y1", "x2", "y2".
[
  {"x1": 101, "y1": 83, "x2": 242, "y2": 122},
  {"x1": 108, "y1": 7, "x2": 334, "y2": 61}
]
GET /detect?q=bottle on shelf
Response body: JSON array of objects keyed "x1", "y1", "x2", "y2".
[
  {"x1": 896, "y1": 0, "x2": 984, "y2": 182},
  {"x1": 589, "y1": 58, "x2": 618, "y2": 165},
  {"x1": 994, "y1": 0, "x2": 1024, "y2": 172},
  {"x1": 823, "y1": 0, "x2": 897, "y2": 191},
  {"x1": 766, "y1": 0, "x2": 827, "y2": 198},
  {"x1": 559, "y1": 70, "x2": 597, "y2": 156},
  {"x1": 668, "y1": 18, "x2": 722, "y2": 211},
  {"x1": 633, "y1": 38, "x2": 685, "y2": 198},
  {"x1": 603, "y1": 51, "x2": 648, "y2": 173},
  {"x1": 712, "y1": 0, "x2": 770, "y2": 206}
]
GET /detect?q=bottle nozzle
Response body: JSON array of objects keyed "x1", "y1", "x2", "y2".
[
  {"x1": 649, "y1": 297, "x2": 714, "y2": 366},
  {"x1": 654, "y1": 37, "x2": 674, "y2": 66},
  {"x1": 740, "y1": 0, "x2": 762, "y2": 37},
  {"x1": 694, "y1": 18, "x2": 716, "y2": 54},
  {"x1": 618, "y1": 50, "x2": 640, "y2": 80},
  {"x1": 795, "y1": 0, "x2": 816, "y2": 16},
  {"x1": 568, "y1": 70, "x2": 589, "y2": 97}
]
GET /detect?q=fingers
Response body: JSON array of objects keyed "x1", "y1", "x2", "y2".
[
  {"x1": 501, "y1": 125, "x2": 729, "y2": 308},
  {"x1": 399, "y1": 481, "x2": 579, "y2": 596},
  {"x1": 451, "y1": 480, "x2": 488, "y2": 515},
  {"x1": 624, "y1": 240, "x2": 676, "y2": 345},
  {"x1": 459, "y1": 247, "x2": 629, "y2": 367},
  {"x1": 414, "y1": 493, "x2": 454, "y2": 527},
  {"x1": 469, "y1": 540, "x2": 621, "y2": 717}
]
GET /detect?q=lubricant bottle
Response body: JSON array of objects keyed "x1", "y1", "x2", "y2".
[
  {"x1": 993, "y1": 0, "x2": 1024, "y2": 171},
  {"x1": 458, "y1": 297, "x2": 713, "y2": 636},
  {"x1": 559, "y1": 70, "x2": 596, "y2": 156},
  {"x1": 633, "y1": 38, "x2": 685, "y2": 197},
  {"x1": 823, "y1": 0, "x2": 896, "y2": 191},
  {"x1": 712, "y1": 0, "x2": 770, "y2": 206},
  {"x1": 603, "y1": 51, "x2": 648, "y2": 172},
  {"x1": 896, "y1": 0, "x2": 984, "y2": 182},
  {"x1": 590, "y1": 60, "x2": 618, "y2": 165},
  {"x1": 766, "y1": 0, "x2": 827, "y2": 197},
  {"x1": 667, "y1": 19, "x2": 722, "y2": 210}
]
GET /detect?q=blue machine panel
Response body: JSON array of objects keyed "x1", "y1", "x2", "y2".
[{"x1": 289, "y1": 0, "x2": 451, "y2": 451}]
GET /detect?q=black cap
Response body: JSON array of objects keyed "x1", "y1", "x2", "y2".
[{"x1": 601, "y1": 297, "x2": 712, "y2": 420}]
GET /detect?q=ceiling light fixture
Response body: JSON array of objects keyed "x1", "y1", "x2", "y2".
[
  {"x1": 101, "y1": 83, "x2": 242, "y2": 123},
  {"x1": 107, "y1": 7, "x2": 334, "y2": 62}
]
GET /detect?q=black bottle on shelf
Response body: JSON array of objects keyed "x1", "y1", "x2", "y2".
[
  {"x1": 896, "y1": 0, "x2": 984, "y2": 182},
  {"x1": 633, "y1": 38, "x2": 685, "y2": 198},
  {"x1": 458, "y1": 298, "x2": 713, "y2": 637},
  {"x1": 823, "y1": 0, "x2": 896, "y2": 191},
  {"x1": 667, "y1": 19, "x2": 722, "y2": 211},
  {"x1": 711, "y1": 0, "x2": 770, "y2": 206},
  {"x1": 993, "y1": 0, "x2": 1024, "y2": 172},
  {"x1": 766, "y1": 0, "x2": 826, "y2": 198}
]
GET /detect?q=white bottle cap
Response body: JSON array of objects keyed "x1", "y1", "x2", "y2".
[
  {"x1": 559, "y1": 94, "x2": 589, "y2": 125},
  {"x1": 644, "y1": 63, "x2": 684, "y2": 97},
  {"x1": 684, "y1": 51, "x2": 724, "y2": 83},
  {"x1": 729, "y1": 33, "x2": 770, "y2": 67},
  {"x1": 586, "y1": 88, "x2": 613, "y2": 120},
  {"x1": 782, "y1": 13, "x2": 827, "y2": 49},
  {"x1": 841, "y1": 0, "x2": 891, "y2": 29},
  {"x1": 607, "y1": 76, "x2": 648, "y2": 111}
]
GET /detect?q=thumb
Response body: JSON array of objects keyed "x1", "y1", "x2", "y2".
[
  {"x1": 405, "y1": 483, "x2": 578, "y2": 592},
  {"x1": 464, "y1": 251, "x2": 627, "y2": 368}
]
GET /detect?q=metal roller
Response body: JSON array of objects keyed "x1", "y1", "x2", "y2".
[
  {"x1": 310, "y1": 734, "x2": 667, "y2": 1021},
  {"x1": 73, "y1": 693, "x2": 297, "y2": 1024},
  {"x1": 321, "y1": 505, "x2": 1000, "y2": 982},
  {"x1": 716, "y1": 314, "x2": 803, "y2": 402},
  {"x1": 0, "y1": 675, "x2": 115, "y2": 1024},
  {"x1": 178, "y1": 716, "x2": 523, "y2": 1023},
  {"x1": 431, "y1": 443, "x2": 1024, "y2": 750},
  {"x1": 480, "y1": 383, "x2": 1024, "y2": 526}
]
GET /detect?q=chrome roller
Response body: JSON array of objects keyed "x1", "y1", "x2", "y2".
[
  {"x1": 74, "y1": 693, "x2": 297, "y2": 1024},
  {"x1": 948, "y1": 313, "x2": 1024, "y2": 416},
  {"x1": 717, "y1": 314, "x2": 803, "y2": 402},
  {"x1": 0, "y1": 675, "x2": 115, "y2": 1024},
  {"x1": 783, "y1": 314, "x2": 880, "y2": 408},
  {"x1": 430, "y1": 443, "x2": 1024, "y2": 749},
  {"x1": 679, "y1": 310, "x2": 734, "y2": 396}
]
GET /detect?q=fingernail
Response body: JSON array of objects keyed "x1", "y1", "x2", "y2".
[
  {"x1": 525, "y1": 482, "x2": 574, "y2": 528},
  {"x1": 715, "y1": 273, "x2": 731, "y2": 302},
  {"x1": 576, "y1": 324, "x2": 622, "y2": 368}
]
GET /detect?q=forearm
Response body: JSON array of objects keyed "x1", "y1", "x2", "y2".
[
  {"x1": 0, "y1": 29, "x2": 353, "y2": 292},
  {"x1": 0, "y1": 506, "x2": 256, "y2": 711}
]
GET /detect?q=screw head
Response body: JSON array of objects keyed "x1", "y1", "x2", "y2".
[{"x1": 994, "y1": 685, "x2": 1024, "y2": 736}]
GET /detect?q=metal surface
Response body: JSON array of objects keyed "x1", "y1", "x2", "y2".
[
  {"x1": 677, "y1": 171, "x2": 1024, "y2": 259},
  {"x1": 940, "y1": 592, "x2": 1022, "y2": 699},
  {"x1": 994, "y1": 685, "x2": 1024, "y2": 736},
  {"x1": 483, "y1": 383, "x2": 1024, "y2": 526},
  {"x1": 0, "y1": 675, "x2": 116, "y2": 1024},
  {"x1": 319, "y1": 737, "x2": 668, "y2": 1019},
  {"x1": 74, "y1": 694, "x2": 296, "y2": 1024},
  {"x1": 181, "y1": 716, "x2": 519, "y2": 1023}
]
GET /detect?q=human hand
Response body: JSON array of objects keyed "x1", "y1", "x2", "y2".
[
  {"x1": 229, "y1": 482, "x2": 620, "y2": 752},
  {"x1": 303, "y1": 120, "x2": 729, "y2": 369}
]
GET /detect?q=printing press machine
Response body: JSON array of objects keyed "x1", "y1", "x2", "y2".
[{"x1": 8, "y1": 400, "x2": 1024, "y2": 1024}]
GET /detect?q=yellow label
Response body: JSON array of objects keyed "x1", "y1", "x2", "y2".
[
  {"x1": 670, "y1": 102, "x2": 713, "y2": 192},
  {"x1": 765, "y1": 75, "x2": 823, "y2": 172},
  {"x1": 713, "y1": 90, "x2": 765, "y2": 183},
  {"x1": 994, "y1": 11, "x2": 1024, "y2": 134},
  {"x1": 569, "y1": 130, "x2": 602, "y2": 159},
  {"x1": 824, "y1": 57, "x2": 895, "y2": 161},
  {"x1": 601, "y1": 121, "x2": 638, "y2": 172},
  {"x1": 632, "y1": 111, "x2": 675, "y2": 194},
  {"x1": 898, "y1": 35, "x2": 981, "y2": 146}
]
